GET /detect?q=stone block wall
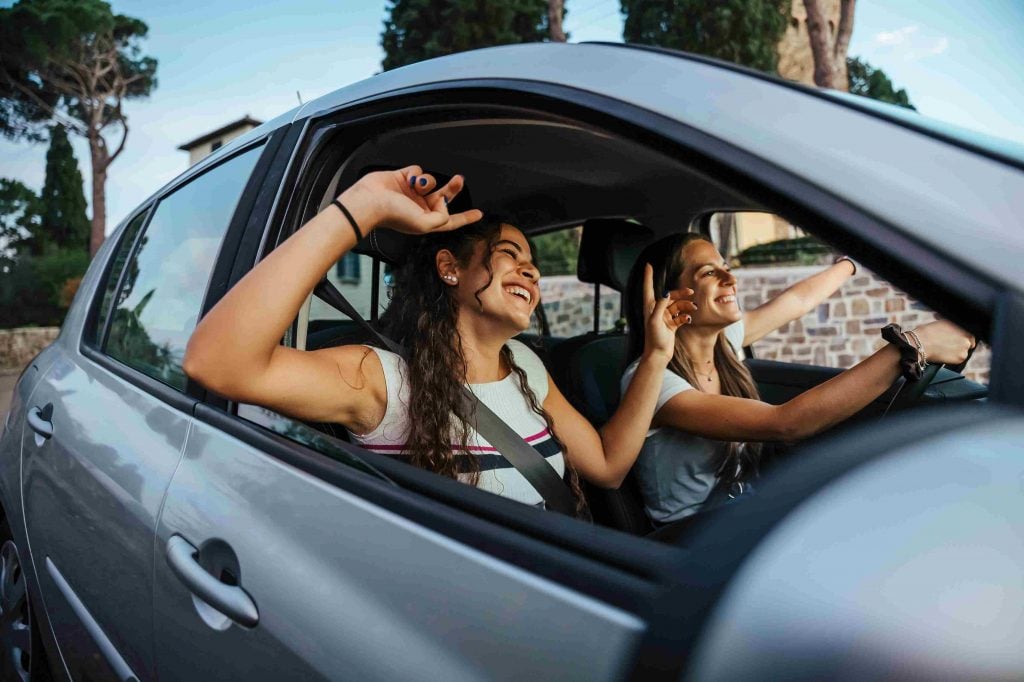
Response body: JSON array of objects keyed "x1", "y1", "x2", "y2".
[
  {"x1": 535, "y1": 269, "x2": 990, "y2": 385},
  {"x1": 736, "y1": 265, "x2": 989, "y2": 384},
  {"x1": 535, "y1": 276, "x2": 622, "y2": 337},
  {"x1": 0, "y1": 327, "x2": 60, "y2": 371}
]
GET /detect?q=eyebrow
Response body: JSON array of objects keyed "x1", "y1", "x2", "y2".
[{"x1": 495, "y1": 239, "x2": 534, "y2": 262}]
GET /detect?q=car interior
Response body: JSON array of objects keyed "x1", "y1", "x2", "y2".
[{"x1": 243, "y1": 104, "x2": 989, "y2": 538}]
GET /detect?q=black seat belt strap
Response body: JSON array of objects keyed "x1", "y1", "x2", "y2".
[{"x1": 312, "y1": 278, "x2": 577, "y2": 516}]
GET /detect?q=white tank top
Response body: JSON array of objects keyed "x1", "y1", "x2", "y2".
[{"x1": 350, "y1": 339, "x2": 565, "y2": 507}]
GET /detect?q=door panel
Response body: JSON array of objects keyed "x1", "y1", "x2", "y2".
[
  {"x1": 154, "y1": 417, "x2": 646, "y2": 681},
  {"x1": 22, "y1": 348, "x2": 189, "y2": 680}
]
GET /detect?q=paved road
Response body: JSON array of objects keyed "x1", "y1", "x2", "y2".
[{"x1": 1, "y1": 370, "x2": 19, "y2": 421}]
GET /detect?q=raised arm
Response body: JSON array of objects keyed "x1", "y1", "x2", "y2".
[
  {"x1": 658, "y1": 319, "x2": 974, "y2": 442},
  {"x1": 743, "y1": 258, "x2": 856, "y2": 346},
  {"x1": 183, "y1": 167, "x2": 482, "y2": 432},
  {"x1": 543, "y1": 265, "x2": 696, "y2": 488}
]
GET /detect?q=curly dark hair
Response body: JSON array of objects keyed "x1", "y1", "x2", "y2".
[
  {"x1": 625, "y1": 232, "x2": 762, "y2": 486},
  {"x1": 378, "y1": 217, "x2": 588, "y2": 516}
]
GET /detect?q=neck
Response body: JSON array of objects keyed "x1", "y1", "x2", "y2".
[
  {"x1": 456, "y1": 313, "x2": 513, "y2": 383},
  {"x1": 678, "y1": 323, "x2": 721, "y2": 371}
]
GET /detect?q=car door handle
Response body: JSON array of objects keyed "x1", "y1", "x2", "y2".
[
  {"x1": 27, "y1": 404, "x2": 53, "y2": 440},
  {"x1": 165, "y1": 535, "x2": 259, "y2": 628}
]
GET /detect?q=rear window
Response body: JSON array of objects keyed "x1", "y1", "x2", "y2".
[{"x1": 104, "y1": 146, "x2": 262, "y2": 390}]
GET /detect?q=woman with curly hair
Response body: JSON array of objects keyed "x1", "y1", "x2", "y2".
[{"x1": 184, "y1": 166, "x2": 695, "y2": 515}]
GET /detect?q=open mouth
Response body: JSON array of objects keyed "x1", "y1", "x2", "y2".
[
  {"x1": 715, "y1": 294, "x2": 736, "y2": 304},
  {"x1": 504, "y1": 285, "x2": 533, "y2": 305}
]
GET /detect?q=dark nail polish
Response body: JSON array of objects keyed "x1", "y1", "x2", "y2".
[
  {"x1": 686, "y1": 315, "x2": 692, "y2": 323},
  {"x1": 409, "y1": 175, "x2": 416, "y2": 187},
  {"x1": 443, "y1": 196, "x2": 449, "y2": 205},
  {"x1": 662, "y1": 290, "x2": 670, "y2": 298},
  {"x1": 419, "y1": 177, "x2": 427, "y2": 187}
]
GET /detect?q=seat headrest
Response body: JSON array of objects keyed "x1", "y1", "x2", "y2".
[{"x1": 577, "y1": 218, "x2": 654, "y2": 292}]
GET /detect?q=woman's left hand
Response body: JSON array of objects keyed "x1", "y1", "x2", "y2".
[{"x1": 641, "y1": 263, "x2": 696, "y2": 364}]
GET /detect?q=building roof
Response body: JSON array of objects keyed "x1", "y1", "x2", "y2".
[{"x1": 177, "y1": 116, "x2": 264, "y2": 151}]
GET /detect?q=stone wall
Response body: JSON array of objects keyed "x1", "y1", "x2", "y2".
[
  {"x1": 536, "y1": 276, "x2": 621, "y2": 337},
  {"x1": 736, "y1": 266, "x2": 989, "y2": 383},
  {"x1": 536, "y1": 269, "x2": 990, "y2": 385},
  {"x1": 0, "y1": 327, "x2": 60, "y2": 371}
]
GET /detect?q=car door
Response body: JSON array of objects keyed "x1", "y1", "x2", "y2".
[
  {"x1": 149, "y1": 95, "x2": 707, "y2": 681},
  {"x1": 20, "y1": 142, "x2": 266, "y2": 681}
]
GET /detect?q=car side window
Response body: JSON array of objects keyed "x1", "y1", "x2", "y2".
[
  {"x1": 91, "y1": 210, "x2": 150, "y2": 345},
  {"x1": 104, "y1": 146, "x2": 263, "y2": 390},
  {"x1": 714, "y1": 212, "x2": 990, "y2": 384}
]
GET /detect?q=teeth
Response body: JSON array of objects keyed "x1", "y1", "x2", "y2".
[
  {"x1": 505, "y1": 286, "x2": 532, "y2": 303},
  {"x1": 716, "y1": 295, "x2": 736, "y2": 303}
]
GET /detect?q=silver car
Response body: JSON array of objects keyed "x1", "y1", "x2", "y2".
[{"x1": 1, "y1": 43, "x2": 1022, "y2": 681}]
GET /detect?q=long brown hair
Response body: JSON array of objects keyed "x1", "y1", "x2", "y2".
[
  {"x1": 625, "y1": 232, "x2": 762, "y2": 484},
  {"x1": 379, "y1": 217, "x2": 588, "y2": 515}
]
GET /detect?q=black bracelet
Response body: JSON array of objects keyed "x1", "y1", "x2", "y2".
[
  {"x1": 881, "y1": 323, "x2": 925, "y2": 380},
  {"x1": 331, "y1": 199, "x2": 363, "y2": 242}
]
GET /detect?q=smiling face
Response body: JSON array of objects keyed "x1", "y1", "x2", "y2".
[
  {"x1": 441, "y1": 224, "x2": 541, "y2": 335},
  {"x1": 674, "y1": 239, "x2": 741, "y2": 330}
]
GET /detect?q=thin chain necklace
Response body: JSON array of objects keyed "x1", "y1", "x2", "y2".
[{"x1": 695, "y1": 363, "x2": 716, "y2": 383}]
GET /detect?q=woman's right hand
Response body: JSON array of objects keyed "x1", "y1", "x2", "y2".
[
  {"x1": 341, "y1": 165, "x2": 483, "y2": 236},
  {"x1": 912, "y1": 319, "x2": 975, "y2": 365}
]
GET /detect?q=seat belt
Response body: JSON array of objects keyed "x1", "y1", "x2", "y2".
[{"x1": 313, "y1": 278, "x2": 577, "y2": 516}]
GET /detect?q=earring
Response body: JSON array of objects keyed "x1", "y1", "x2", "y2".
[{"x1": 442, "y1": 274, "x2": 458, "y2": 284}]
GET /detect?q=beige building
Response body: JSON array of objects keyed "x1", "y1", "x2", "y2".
[{"x1": 177, "y1": 116, "x2": 263, "y2": 166}]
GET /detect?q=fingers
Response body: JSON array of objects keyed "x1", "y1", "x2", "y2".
[
  {"x1": 642, "y1": 263, "x2": 656, "y2": 312},
  {"x1": 408, "y1": 173, "x2": 437, "y2": 195},
  {"x1": 428, "y1": 174, "x2": 466, "y2": 211},
  {"x1": 436, "y1": 208, "x2": 485, "y2": 231}
]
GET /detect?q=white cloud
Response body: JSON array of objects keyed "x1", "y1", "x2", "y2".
[
  {"x1": 875, "y1": 25, "x2": 918, "y2": 46},
  {"x1": 916, "y1": 36, "x2": 950, "y2": 59}
]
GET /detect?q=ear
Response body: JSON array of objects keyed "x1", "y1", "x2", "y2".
[{"x1": 435, "y1": 249, "x2": 459, "y2": 284}]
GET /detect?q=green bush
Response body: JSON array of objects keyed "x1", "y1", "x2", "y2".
[
  {"x1": 736, "y1": 236, "x2": 832, "y2": 266},
  {"x1": 0, "y1": 247, "x2": 90, "y2": 327}
]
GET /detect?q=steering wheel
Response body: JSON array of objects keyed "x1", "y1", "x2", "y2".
[{"x1": 882, "y1": 347, "x2": 976, "y2": 415}]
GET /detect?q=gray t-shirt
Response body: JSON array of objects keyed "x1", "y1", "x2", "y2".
[{"x1": 620, "y1": 320, "x2": 745, "y2": 524}]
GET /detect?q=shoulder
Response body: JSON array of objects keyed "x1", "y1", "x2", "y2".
[{"x1": 620, "y1": 357, "x2": 694, "y2": 404}]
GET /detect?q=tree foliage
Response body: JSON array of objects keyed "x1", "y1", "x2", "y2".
[
  {"x1": 381, "y1": 0, "x2": 551, "y2": 71},
  {"x1": 0, "y1": 179, "x2": 39, "y2": 264},
  {"x1": 847, "y1": 56, "x2": 915, "y2": 110},
  {"x1": 0, "y1": 0, "x2": 157, "y2": 255},
  {"x1": 621, "y1": 0, "x2": 790, "y2": 73},
  {"x1": 38, "y1": 124, "x2": 90, "y2": 254}
]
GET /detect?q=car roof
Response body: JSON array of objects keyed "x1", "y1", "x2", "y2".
[{"x1": 208, "y1": 42, "x2": 1024, "y2": 293}]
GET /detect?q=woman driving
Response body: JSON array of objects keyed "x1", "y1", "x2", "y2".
[
  {"x1": 622, "y1": 232, "x2": 975, "y2": 525},
  {"x1": 184, "y1": 166, "x2": 696, "y2": 515}
]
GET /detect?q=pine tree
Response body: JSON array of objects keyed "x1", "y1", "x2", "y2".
[
  {"x1": 39, "y1": 124, "x2": 90, "y2": 254},
  {"x1": 621, "y1": 0, "x2": 790, "y2": 74},
  {"x1": 381, "y1": 0, "x2": 550, "y2": 72}
]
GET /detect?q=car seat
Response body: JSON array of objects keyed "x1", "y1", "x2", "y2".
[{"x1": 549, "y1": 218, "x2": 657, "y2": 535}]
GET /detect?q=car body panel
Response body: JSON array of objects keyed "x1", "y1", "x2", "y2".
[
  {"x1": 691, "y1": 415, "x2": 1024, "y2": 680},
  {"x1": 20, "y1": 342, "x2": 190, "y2": 680},
  {"x1": 153, "y1": 418, "x2": 645, "y2": 681}
]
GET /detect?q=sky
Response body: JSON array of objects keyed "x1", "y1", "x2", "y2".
[{"x1": 1, "y1": 0, "x2": 1021, "y2": 233}]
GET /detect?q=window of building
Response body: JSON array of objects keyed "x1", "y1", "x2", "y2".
[
  {"x1": 104, "y1": 146, "x2": 263, "y2": 390},
  {"x1": 335, "y1": 252, "x2": 361, "y2": 283}
]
